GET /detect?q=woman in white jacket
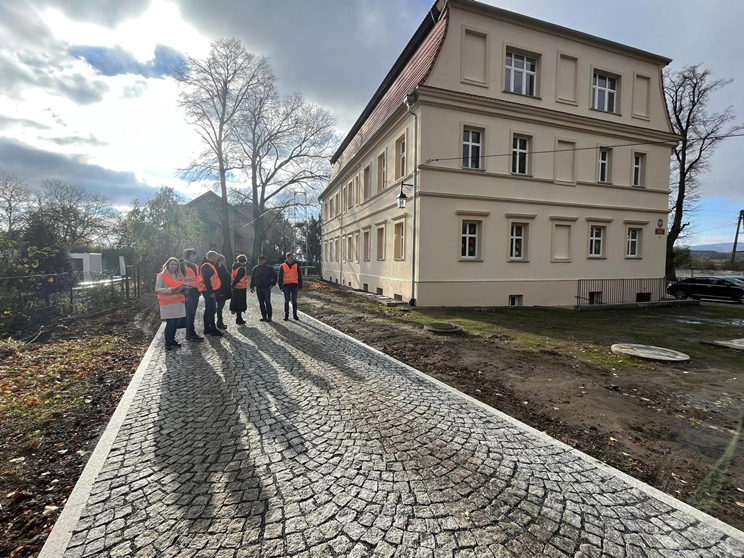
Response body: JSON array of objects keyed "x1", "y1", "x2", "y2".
[{"x1": 155, "y1": 257, "x2": 188, "y2": 350}]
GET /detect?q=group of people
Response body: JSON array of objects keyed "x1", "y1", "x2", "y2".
[{"x1": 155, "y1": 250, "x2": 303, "y2": 349}]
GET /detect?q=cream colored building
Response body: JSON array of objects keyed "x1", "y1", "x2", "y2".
[{"x1": 319, "y1": 0, "x2": 678, "y2": 307}]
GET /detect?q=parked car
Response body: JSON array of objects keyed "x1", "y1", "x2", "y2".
[{"x1": 667, "y1": 276, "x2": 744, "y2": 303}]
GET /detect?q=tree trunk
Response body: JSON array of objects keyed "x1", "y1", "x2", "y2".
[
  {"x1": 219, "y1": 163, "x2": 233, "y2": 264},
  {"x1": 665, "y1": 238, "x2": 676, "y2": 281}
]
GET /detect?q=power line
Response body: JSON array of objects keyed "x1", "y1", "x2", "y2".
[
  {"x1": 425, "y1": 132, "x2": 744, "y2": 165},
  {"x1": 690, "y1": 221, "x2": 740, "y2": 234}
]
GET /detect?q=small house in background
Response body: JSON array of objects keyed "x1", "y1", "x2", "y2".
[
  {"x1": 70, "y1": 252, "x2": 102, "y2": 281},
  {"x1": 185, "y1": 191, "x2": 255, "y2": 259}
]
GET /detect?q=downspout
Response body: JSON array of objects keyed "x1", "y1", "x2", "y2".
[{"x1": 405, "y1": 91, "x2": 419, "y2": 306}]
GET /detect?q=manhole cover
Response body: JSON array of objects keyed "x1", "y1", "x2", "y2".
[
  {"x1": 424, "y1": 322, "x2": 463, "y2": 334},
  {"x1": 703, "y1": 339, "x2": 744, "y2": 351},
  {"x1": 611, "y1": 343, "x2": 690, "y2": 362}
]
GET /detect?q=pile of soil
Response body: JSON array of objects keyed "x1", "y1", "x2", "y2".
[{"x1": 0, "y1": 297, "x2": 160, "y2": 558}]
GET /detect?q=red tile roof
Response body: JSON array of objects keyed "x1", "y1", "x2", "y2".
[{"x1": 331, "y1": 6, "x2": 449, "y2": 170}]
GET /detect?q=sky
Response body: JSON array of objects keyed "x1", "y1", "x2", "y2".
[{"x1": 0, "y1": 0, "x2": 742, "y2": 246}]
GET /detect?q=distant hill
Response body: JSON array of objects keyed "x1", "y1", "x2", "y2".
[
  {"x1": 690, "y1": 250, "x2": 730, "y2": 261},
  {"x1": 690, "y1": 242, "x2": 734, "y2": 253}
]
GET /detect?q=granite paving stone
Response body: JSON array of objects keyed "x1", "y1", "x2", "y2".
[{"x1": 55, "y1": 291, "x2": 744, "y2": 557}]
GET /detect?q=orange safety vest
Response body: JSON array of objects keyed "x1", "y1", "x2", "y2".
[
  {"x1": 281, "y1": 262, "x2": 299, "y2": 285},
  {"x1": 199, "y1": 262, "x2": 221, "y2": 292},
  {"x1": 183, "y1": 262, "x2": 203, "y2": 290},
  {"x1": 231, "y1": 267, "x2": 248, "y2": 289},
  {"x1": 157, "y1": 273, "x2": 185, "y2": 306}
]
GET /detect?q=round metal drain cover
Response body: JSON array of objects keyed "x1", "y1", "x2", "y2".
[
  {"x1": 424, "y1": 322, "x2": 463, "y2": 334},
  {"x1": 705, "y1": 338, "x2": 744, "y2": 351},
  {"x1": 611, "y1": 343, "x2": 690, "y2": 362}
]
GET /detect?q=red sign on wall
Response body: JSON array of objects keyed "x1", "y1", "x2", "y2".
[{"x1": 655, "y1": 228, "x2": 666, "y2": 235}]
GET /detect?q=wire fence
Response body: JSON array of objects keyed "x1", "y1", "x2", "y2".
[
  {"x1": 0, "y1": 265, "x2": 142, "y2": 337},
  {"x1": 575, "y1": 277, "x2": 670, "y2": 308}
]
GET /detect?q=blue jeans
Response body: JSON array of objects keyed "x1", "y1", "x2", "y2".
[
  {"x1": 256, "y1": 287, "x2": 272, "y2": 318},
  {"x1": 283, "y1": 285, "x2": 299, "y2": 317},
  {"x1": 202, "y1": 292, "x2": 217, "y2": 333},
  {"x1": 164, "y1": 318, "x2": 178, "y2": 345},
  {"x1": 185, "y1": 290, "x2": 199, "y2": 337},
  {"x1": 217, "y1": 298, "x2": 226, "y2": 324}
]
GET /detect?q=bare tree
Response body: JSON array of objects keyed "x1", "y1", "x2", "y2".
[
  {"x1": 0, "y1": 172, "x2": 30, "y2": 236},
  {"x1": 233, "y1": 72, "x2": 339, "y2": 260},
  {"x1": 35, "y1": 178, "x2": 115, "y2": 247},
  {"x1": 175, "y1": 38, "x2": 271, "y2": 263},
  {"x1": 664, "y1": 64, "x2": 743, "y2": 279}
]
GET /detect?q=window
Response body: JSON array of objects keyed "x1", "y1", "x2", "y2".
[
  {"x1": 354, "y1": 175, "x2": 360, "y2": 206},
  {"x1": 324, "y1": 241, "x2": 328, "y2": 262},
  {"x1": 335, "y1": 238, "x2": 340, "y2": 262},
  {"x1": 396, "y1": 135, "x2": 406, "y2": 179},
  {"x1": 335, "y1": 192, "x2": 340, "y2": 216},
  {"x1": 377, "y1": 152, "x2": 386, "y2": 192},
  {"x1": 512, "y1": 136, "x2": 529, "y2": 175},
  {"x1": 509, "y1": 223, "x2": 526, "y2": 260},
  {"x1": 394, "y1": 221, "x2": 404, "y2": 260},
  {"x1": 627, "y1": 228, "x2": 641, "y2": 258},
  {"x1": 462, "y1": 128, "x2": 482, "y2": 169},
  {"x1": 355, "y1": 232, "x2": 360, "y2": 262},
  {"x1": 461, "y1": 221, "x2": 479, "y2": 259},
  {"x1": 363, "y1": 229, "x2": 370, "y2": 261},
  {"x1": 598, "y1": 149, "x2": 611, "y2": 183},
  {"x1": 376, "y1": 226, "x2": 385, "y2": 260},
  {"x1": 342, "y1": 236, "x2": 346, "y2": 262},
  {"x1": 589, "y1": 226, "x2": 604, "y2": 257},
  {"x1": 593, "y1": 72, "x2": 617, "y2": 113},
  {"x1": 348, "y1": 234, "x2": 354, "y2": 261},
  {"x1": 508, "y1": 295, "x2": 523, "y2": 307},
  {"x1": 633, "y1": 154, "x2": 645, "y2": 187},
  {"x1": 505, "y1": 52, "x2": 536, "y2": 96},
  {"x1": 363, "y1": 166, "x2": 371, "y2": 200}
]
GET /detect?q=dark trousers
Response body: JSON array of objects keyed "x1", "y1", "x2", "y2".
[
  {"x1": 256, "y1": 287, "x2": 273, "y2": 318},
  {"x1": 164, "y1": 318, "x2": 178, "y2": 345},
  {"x1": 283, "y1": 284, "x2": 299, "y2": 317},
  {"x1": 202, "y1": 292, "x2": 217, "y2": 333},
  {"x1": 185, "y1": 290, "x2": 199, "y2": 337},
  {"x1": 217, "y1": 298, "x2": 226, "y2": 324}
]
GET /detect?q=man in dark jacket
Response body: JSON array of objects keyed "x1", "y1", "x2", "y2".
[
  {"x1": 278, "y1": 253, "x2": 302, "y2": 321},
  {"x1": 250, "y1": 255, "x2": 277, "y2": 322}
]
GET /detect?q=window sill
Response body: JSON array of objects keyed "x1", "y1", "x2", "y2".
[
  {"x1": 459, "y1": 258, "x2": 483, "y2": 262},
  {"x1": 587, "y1": 256, "x2": 607, "y2": 260},
  {"x1": 589, "y1": 107, "x2": 622, "y2": 117},
  {"x1": 503, "y1": 90, "x2": 541, "y2": 100},
  {"x1": 551, "y1": 259, "x2": 572, "y2": 263},
  {"x1": 394, "y1": 258, "x2": 405, "y2": 262},
  {"x1": 556, "y1": 97, "x2": 578, "y2": 106},
  {"x1": 631, "y1": 185, "x2": 645, "y2": 189},
  {"x1": 510, "y1": 173, "x2": 533, "y2": 179},
  {"x1": 625, "y1": 256, "x2": 642, "y2": 260},
  {"x1": 461, "y1": 166, "x2": 486, "y2": 173},
  {"x1": 508, "y1": 258, "x2": 529, "y2": 263},
  {"x1": 597, "y1": 181, "x2": 613, "y2": 186}
]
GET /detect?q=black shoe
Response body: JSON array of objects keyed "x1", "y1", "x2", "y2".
[
  {"x1": 236, "y1": 319, "x2": 246, "y2": 325},
  {"x1": 170, "y1": 341, "x2": 181, "y2": 347},
  {"x1": 187, "y1": 335, "x2": 204, "y2": 342},
  {"x1": 266, "y1": 317, "x2": 272, "y2": 323},
  {"x1": 293, "y1": 315, "x2": 300, "y2": 321},
  {"x1": 259, "y1": 317, "x2": 266, "y2": 322},
  {"x1": 211, "y1": 330, "x2": 224, "y2": 337},
  {"x1": 217, "y1": 321, "x2": 227, "y2": 329},
  {"x1": 165, "y1": 343, "x2": 173, "y2": 351},
  {"x1": 284, "y1": 315, "x2": 289, "y2": 321}
]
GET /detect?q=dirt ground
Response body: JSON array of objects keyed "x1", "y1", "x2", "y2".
[
  {"x1": 0, "y1": 296, "x2": 160, "y2": 558},
  {"x1": 301, "y1": 280, "x2": 744, "y2": 531}
]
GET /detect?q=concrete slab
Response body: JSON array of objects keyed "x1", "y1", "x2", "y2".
[
  {"x1": 611, "y1": 343, "x2": 691, "y2": 362},
  {"x1": 703, "y1": 338, "x2": 744, "y2": 351}
]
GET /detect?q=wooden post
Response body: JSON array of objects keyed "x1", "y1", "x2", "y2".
[{"x1": 125, "y1": 267, "x2": 130, "y2": 299}]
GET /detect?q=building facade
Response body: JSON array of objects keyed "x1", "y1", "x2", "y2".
[
  {"x1": 185, "y1": 191, "x2": 255, "y2": 259},
  {"x1": 320, "y1": 0, "x2": 678, "y2": 307}
]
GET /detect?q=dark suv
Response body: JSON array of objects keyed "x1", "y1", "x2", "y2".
[{"x1": 668, "y1": 276, "x2": 744, "y2": 303}]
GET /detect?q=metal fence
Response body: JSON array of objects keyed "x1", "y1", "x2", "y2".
[
  {"x1": 0, "y1": 266, "x2": 142, "y2": 336},
  {"x1": 575, "y1": 277, "x2": 670, "y2": 308}
]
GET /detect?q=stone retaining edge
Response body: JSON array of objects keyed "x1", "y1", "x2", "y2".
[{"x1": 38, "y1": 322, "x2": 165, "y2": 558}]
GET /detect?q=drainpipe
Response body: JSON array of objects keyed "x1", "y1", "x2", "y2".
[{"x1": 405, "y1": 90, "x2": 419, "y2": 306}]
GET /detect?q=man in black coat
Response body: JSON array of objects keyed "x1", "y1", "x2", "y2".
[{"x1": 250, "y1": 255, "x2": 277, "y2": 322}]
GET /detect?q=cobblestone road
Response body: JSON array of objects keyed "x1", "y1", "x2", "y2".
[{"x1": 58, "y1": 292, "x2": 744, "y2": 557}]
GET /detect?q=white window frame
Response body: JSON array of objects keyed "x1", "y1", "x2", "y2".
[
  {"x1": 378, "y1": 152, "x2": 387, "y2": 192},
  {"x1": 376, "y1": 225, "x2": 386, "y2": 261},
  {"x1": 363, "y1": 166, "x2": 371, "y2": 200},
  {"x1": 504, "y1": 52, "x2": 536, "y2": 96},
  {"x1": 509, "y1": 223, "x2": 526, "y2": 260},
  {"x1": 508, "y1": 295, "x2": 523, "y2": 307},
  {"x1": 626, "y1": 228, "x2": 641, "y2": 258},
  {"x1": 347, "y1": 234, "x2": 354, "y2": 261},
  {"x1": 363, "y1": 229, "x2": 371, "y2": 261},
  {"x1": 462, "y1": 128, "x2": 482, "y2": 169},
  {"x1": 355, "y1": 231, "x2": 360, "y2": 263},
  {"x1": 593, "y1": 72, "x2": 617, "y2": 113},
  {"x1": 393, "y1": 221, "x2": 405, "y2": 260},
  {"x1": 512, "y1": 135, "x2": 529, "y2": 175},
  {"x1": 589, "y1": 226, "x2": 605, "y2": 258},
  {"x1": 633, "y1": 154, "x2": 644, "y2": 187},
  {"x1": 461, "y1": 220, "x2": 479, "y2": 260},
  {"x1": 335, "y1": 238, "x2": 340, "y2": 262},
  {"x1": 398, "y1": 138, "x2": 406, "y2": 179},
  {"x1": 598, "y1": 149, "x2": 610, "y2": 183}
]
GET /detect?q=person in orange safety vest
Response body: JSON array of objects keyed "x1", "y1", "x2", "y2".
[
  {"x1": 278, "y1": 253, "x2": 302, "y2": 321},
  {"x1": 155, "y1": 257, "x2": 188, "y2": 350},
  {"x1": 200, "y1": 251, "x2": 223, "y2": 337},
  {"x1": 180, "y1": 248, "x2": 204, "y2": 342}
]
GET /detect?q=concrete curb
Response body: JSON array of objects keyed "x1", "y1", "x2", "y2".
[
  {"x1": 299, "y1": 309, "x2": 744, "y2": 544},
  {"x1": 38, "y1": 323, "x2": 164, "y2": 558}
]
